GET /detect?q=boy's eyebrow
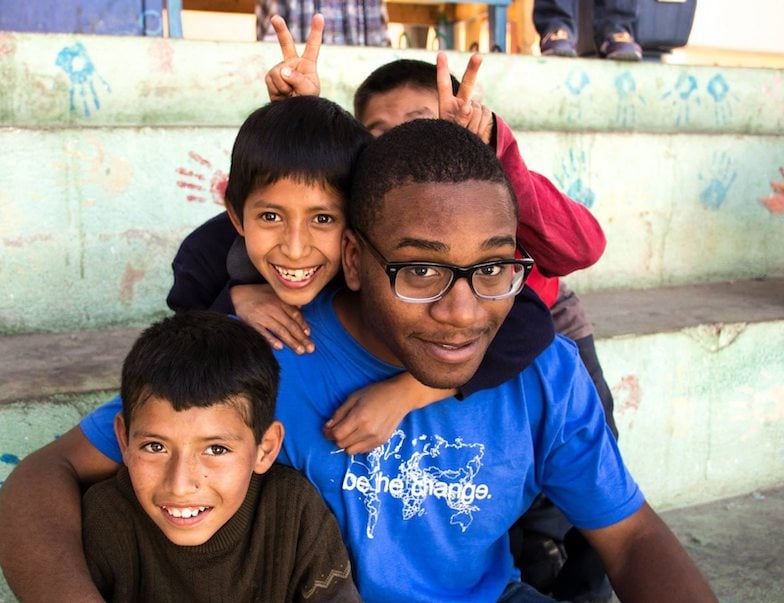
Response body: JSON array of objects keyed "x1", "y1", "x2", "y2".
[
  {"x1": 130, "y1": 430, "x2": 247, "y2": 442},
  {"x1": 393, "y1": 235, "x2": 516, "y2": 253},
  {"x1": 246, "y1": 198, "x2": 343, "y2": 212},
  {"x1": 364, "y1": 106, "x2": 435, "y2": 131}
]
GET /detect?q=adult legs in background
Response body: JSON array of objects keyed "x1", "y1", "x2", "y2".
[
  {"x1": 593, "y1": 0, "x2": 639, "y2": 42},
  {"x1": 593, "y1": 0, "x2": 642, "y2": 60},
  {"x1": 533, "y1": 0, "x2": 578, "y2": 56},
  {"x1": 533, "y1": 0, "x2": 578, "y2": 37}
]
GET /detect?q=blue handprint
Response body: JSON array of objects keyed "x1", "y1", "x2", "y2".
[
  {"x1": 662, "y1": 72, "x2": 700, "y2": 128},
  {"x1": 706, "y1": 73, "x2": 734, "y2": 127},
  {"x1": 699, "y1": 152, "x2": 737, "y2": 210},
  {"x1": 55, "y1": 42, "x2": 111, "y2": 116},
  {"x1": 560, "y1": 68, "x2": 590, "y2": 125},
  {"x1": 555, "y1": 149, "x2": 595, "y2": 209},
  {"x1": 614, "y1": 71, "x2": 645, "y2": 128}
]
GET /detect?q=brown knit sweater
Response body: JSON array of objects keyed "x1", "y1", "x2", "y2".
[{"x1": 82, "y1": 464, "x2": 360, "y2": 602}]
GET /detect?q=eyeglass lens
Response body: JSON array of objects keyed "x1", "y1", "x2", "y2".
[{"x1": 395, "y1": 262, "x2": 525, "y2": 300}]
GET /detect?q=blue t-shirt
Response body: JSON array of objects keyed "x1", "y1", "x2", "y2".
[{"x1": 81, "y1": 285, "x2": 643, "y2": 602}]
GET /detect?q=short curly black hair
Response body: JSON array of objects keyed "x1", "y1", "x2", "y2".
[{"x1": 348, "y1": 118, "x2": 516, "y2": 235}]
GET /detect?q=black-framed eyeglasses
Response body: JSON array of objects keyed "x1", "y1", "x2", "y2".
[{"x1": 355, "y1": 230, "x2": 534, "y2": 303}]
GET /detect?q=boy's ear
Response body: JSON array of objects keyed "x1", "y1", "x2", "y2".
[
  {"x1": 114, "y1": 412, "x2": 129, "y2": 461},
  {"x1": 253, "y1": 420, "x2": 284, "y2": 474},
  {"x1": 342, "y1": 229, "x2": 362, "y2": 292},
  {"x1": 226, "y1": 203, "x2": 245, "y2": 236}
]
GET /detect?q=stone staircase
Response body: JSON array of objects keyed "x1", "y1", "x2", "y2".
[{"x1": 1, "y1": 29, "x2": 783, "y2": 601}]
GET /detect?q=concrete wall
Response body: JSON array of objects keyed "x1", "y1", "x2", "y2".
[
  {"x1": 1, "y1": 29, "x2": 783, "y2": 602},
  {"x1": 1, "y1": 31, "x2": 783, "y2": 333},
  {"x1": 597, "y1": 320, "x2": 784, "y2": 509}
]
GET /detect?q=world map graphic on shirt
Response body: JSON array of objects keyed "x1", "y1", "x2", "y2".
[{"x1": 341, "y1": 430, "x2": 488, "y2": 538}]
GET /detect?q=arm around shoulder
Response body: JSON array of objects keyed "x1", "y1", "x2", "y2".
[
  {"x1": 582, "y1": 502, "x2": 717, "y2": 602},
  {"x1": 0, "y1": 426, "x2": 120, "y2": 602}
]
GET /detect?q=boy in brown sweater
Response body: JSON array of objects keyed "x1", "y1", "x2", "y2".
[{"x1": 81, "y1": 311, "x2": 359, "y2": 602}]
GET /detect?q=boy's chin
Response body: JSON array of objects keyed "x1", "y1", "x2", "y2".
[{"x1": 274, "y1": 285, "x2": 322, "y2": 307}]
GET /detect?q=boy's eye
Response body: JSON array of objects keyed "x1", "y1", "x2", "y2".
[
  {"x1": 142, "y1": 442, "x2": 166, "y2": 454},
  {"x1": 205, "y1": 445, "x2": 229, "y2": 456},
  {"x1": 260, "y1": 212, "x2": 279, "y2": 222},
  {"x1": 314, "y1": 214, "x2": 334, "y2": 224}
]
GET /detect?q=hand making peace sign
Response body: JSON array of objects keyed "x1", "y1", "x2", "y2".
[
  {"x1": 264, "y1": 13, "x2": 324, "y2": 100},
  {"x1": 436, "y1": 51, "x2": 494, "y2": 144}
]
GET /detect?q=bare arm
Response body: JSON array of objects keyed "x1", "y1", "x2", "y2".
[
  {"x1": 0, "y1": 426, "x2": 120, "y2": 601},
  {"x1": 583, "y1": 503, "x2": 717, "y2": 603}
]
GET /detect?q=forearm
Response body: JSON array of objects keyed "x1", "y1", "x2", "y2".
[
  {"x1": 587, "y1": 504, "x2": 717, "y2": 603},
  {"x1": 0, "y1": 436, "x2": 111, "y2": 601}
]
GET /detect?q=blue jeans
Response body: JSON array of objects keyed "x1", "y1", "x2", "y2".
[
  {"x1": 499, "y1": 581, "x2": 559, "y2": 603},
  {"x1": 533, "y1": 0, "x2": 639, "y2": 43}
]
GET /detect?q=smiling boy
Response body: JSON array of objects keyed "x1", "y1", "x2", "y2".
[{"x1": 81, "y1": 311, "x2": 359, "y2": 602}]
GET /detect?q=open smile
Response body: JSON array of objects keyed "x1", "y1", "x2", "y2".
[
  {"x1": 272, "y1": 264, "x2": 320, "y2": 284},
  {"x1": 161, "y1": 505, "x2": 213, "y2": 525}
]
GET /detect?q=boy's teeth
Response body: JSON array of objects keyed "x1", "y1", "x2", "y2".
[
  {"x1": 274, "y1": 265, "x2": 317, "y2": 282},
  {"x1": 165, "y1": 506, "x2": 207, "y2": 518}
]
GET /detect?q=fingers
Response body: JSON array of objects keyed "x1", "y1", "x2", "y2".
[
  {"x1": 258, "y1": 327, "x2": 286, "y2": 352},
  {"x1": 323, "y1": 397, "x2": 357, "y2": 433},
  {"x1": 327, "y1": 422, "x2": 377, "y2": 456},
  {"x1": 265, "y1": 66, "x2": 294, "y2": 100},
  {"x1": 246, "y1": 310, "x2": 313, "y2": 353},
  {"x1": 323, "y1": 398, "x2": 382, "y2": 454},
  {"x1": 457, "y1": 52, "x2": 483, "y2": 102},
  {"x1": 271, "y1": 15, "x2": 298, "y2": 60},
  {"x1": 435, "y1": 51, "x2": 454, "y2": 115},
  {"x1": 465, "y1": 100, "x2": 484, "y2": 132},
  {"x1": 301, "y1": 13, "x2": 324, "y2": 63},
  {"x1": 476, "y1": 104, "x2": 494, "y2": 145}
]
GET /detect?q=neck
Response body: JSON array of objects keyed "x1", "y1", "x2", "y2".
[{"x1": 332, "y1": 288, "x2": 402, "y2": 367}]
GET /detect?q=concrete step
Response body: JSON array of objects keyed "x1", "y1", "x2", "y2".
[{"x1": 2, "y1": 277, "x2": 783, "y2": 503}]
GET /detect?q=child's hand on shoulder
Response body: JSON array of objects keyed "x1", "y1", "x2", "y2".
[
  {"x1": 323, "y1": 373, "x2": 456, "y2": 455},
  {"x1": 230, "y1": 283, "x2": 314, "y2": 354},
  {"x1": 322, "y1": 378, "x2": 410, "y2": 455}
]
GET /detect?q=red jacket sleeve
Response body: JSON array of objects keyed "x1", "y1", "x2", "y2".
[{"x1": 495, "y1": 115, "x2": 606, "y2": 278}]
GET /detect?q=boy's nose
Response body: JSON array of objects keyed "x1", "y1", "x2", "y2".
[
  {"x1": 282, "y1": 223, "x2": 311, "y2": 259},
  {"x1": 165, "y1": 452, "x2": 200, "y2": 495}
]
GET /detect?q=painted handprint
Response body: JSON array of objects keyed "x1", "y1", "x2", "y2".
[
  {"x1": 555, "y1": 148, "x2": 595, "y2": 209},
  {"x1": 661, "y1": 72, "x2": 700, "y2": 128},
  {"x1": 614, "y1": 71, "x2": 645, "y2": 128},
  {"x1": 698, "y1": 152, "x2": 737, "y2": 210},
  {"x1": 760, "y1": 167, "x2": 784, "y2": 215},
  {"x1": 176, "y1": 150, "x2": 229, "y2": 206},
  {"x1": 706, "y1": 73, "x2": 735, "y2": 127},
  {"x1": 55, "y1": 42, "x2": 111, "y2": 116}
]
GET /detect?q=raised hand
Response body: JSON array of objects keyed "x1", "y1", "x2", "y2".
[
  {"x1": 436, "y1": 51, "x2": 494, "y2": 144},
  {"x1": 264, "y1": 13, "x2": 324, "y2": 100}
]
